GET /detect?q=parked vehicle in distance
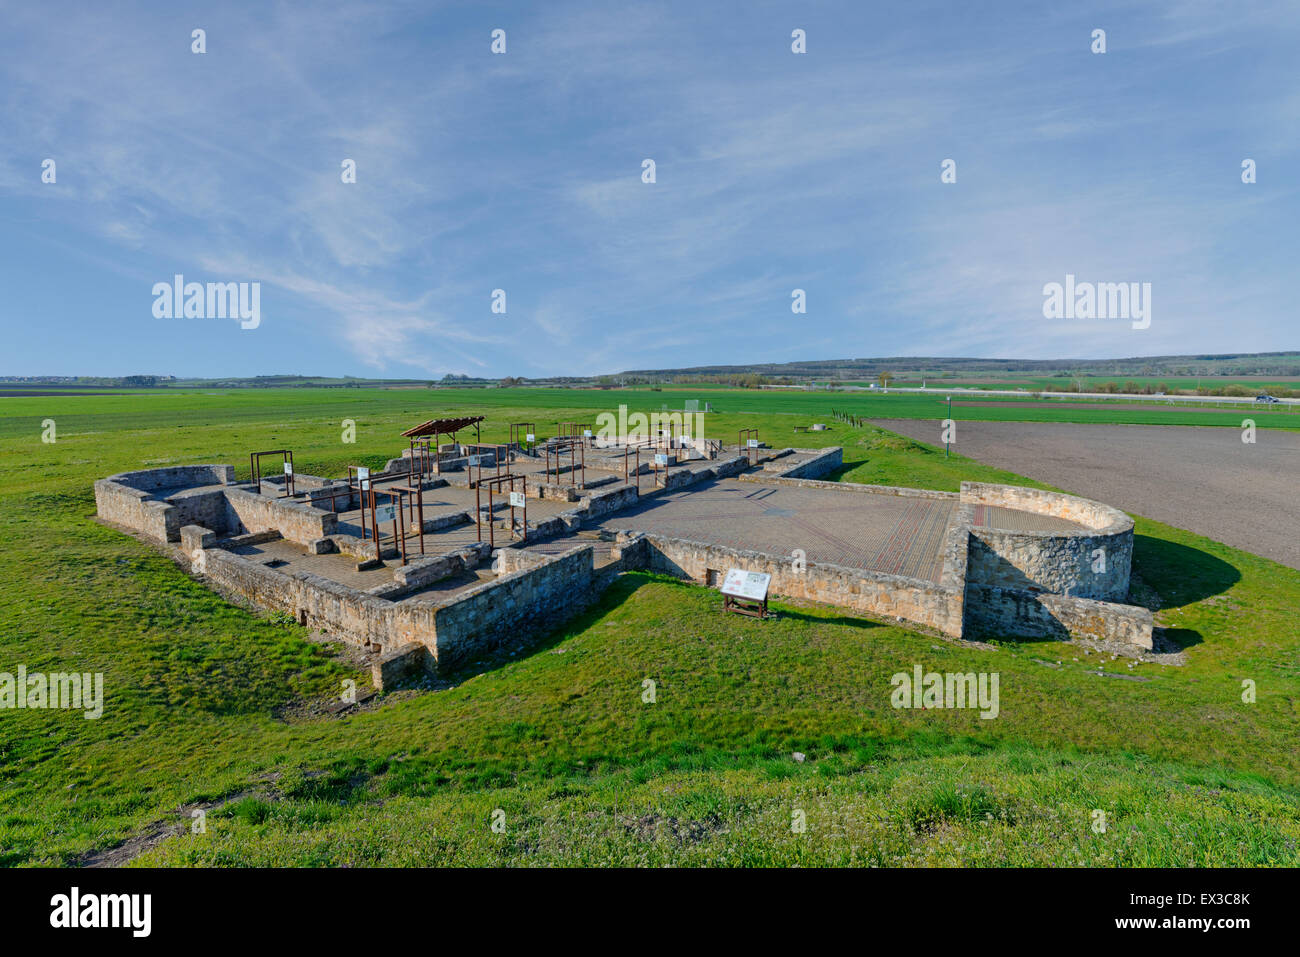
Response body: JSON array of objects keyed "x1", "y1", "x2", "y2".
[{"x1": 1255, "y1": 394, "x2": 1281, "y2": 403}]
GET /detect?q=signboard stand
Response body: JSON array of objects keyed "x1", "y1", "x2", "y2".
[{"x1": 720, "y1": 568, "x2": 771, "y2": 619}]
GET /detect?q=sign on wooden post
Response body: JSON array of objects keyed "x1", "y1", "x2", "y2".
[{"x1": 720, "y1": 568, "x2": 771, "y2": 619}]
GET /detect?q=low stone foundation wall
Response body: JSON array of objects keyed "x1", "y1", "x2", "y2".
[
  {"x1": 964, "y1": 583, "x2": 1154, "y2": 649},
  {"x1": 736, "y1": 473, "x2": 957, "y2": 500},
  {"x1": 224, "y1": 487, "x2": 338, "y2": 546},
  {"x1": 763, "y1": 446, "x2": 843, "y2": 480},
  {"x1": 428, "y1": 545, "x2": 600, "y2": 670},
  {"x1": 94, "y1": 464, "x2": 237, "y2": 542},
  {"x1": 633, "y1": 533, "x2": 966, "y2": 637},
  {"x1": 959, "y1": 482, "x2": 1133, "y2": 602}
]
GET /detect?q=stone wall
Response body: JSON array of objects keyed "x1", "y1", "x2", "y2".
[
  {"x1": 634, "y1": 533, "x2": 966, "y2": 637},
  {"x1": 94, "y1": 465, "x2": 236, "y2": 542},
  {"x1": 428, "y1": 545, "x2": 600, "y2": 669},
  {"x1": 106, "y1": 464, "x2": 235, "y2": 492},
  {"x1": 200, "y1": 546, "x2": 395, "y2": 646},
  {"x1": 223, "y1": 487, "x2": 338, "y2": 546},
  {"x1": 964, "y1": 583, "x2": 1153, "y2": 648},
  {"x1": 766, "y1": 446, "x2": 843, "y2": 480},
  {"x1": 736, "y1": 473, "x2": 958, "y2": 500},
  {"x1": 582, "y1": 483, "x2": 639, "y2": 519},
  {"x1": 959, "y1": 482, "x2": 1133, "y2": 601}
]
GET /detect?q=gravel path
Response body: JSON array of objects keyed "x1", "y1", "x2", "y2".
[{"x1": 873, "y1": 419, "x2": 1300, "y2": 570}]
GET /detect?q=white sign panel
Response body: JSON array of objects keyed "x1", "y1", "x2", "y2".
[
  {"x1": 654, "y1": 453, "x2": 669, "y2": 466},
  {"x1": 583, "y1": 429, "x2": 593, "y2": 438},
  {"x1": 526, "y1": 433, "x2": 535, "y2": 443},
  {"x1": 283, "y1": 462, "x2": 294, "y2": 475},
  {"x1": 720, "y1": 568, "x2": 770, "y2": 601},
  {"x1": 509, "y1": 491, "x2": 526, "y2": 507},
  {"x1": 747, "y1": 439, "x2": 759, "y2": 448},
  {"x1": 374, "y1": 504, "x2": 396, "y2": 523},
  {"x1": 357, "y1": 466, "x2": 370, "y2": 491}
]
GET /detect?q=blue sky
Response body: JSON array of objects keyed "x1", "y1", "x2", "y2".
[{"x1": 2, "y1": 0, "x2": 1297, "y2": 378}]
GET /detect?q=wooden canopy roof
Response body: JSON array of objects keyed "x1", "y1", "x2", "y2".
[{"x1": 401, "y1": 415, "x2": 485, "y2": 438}]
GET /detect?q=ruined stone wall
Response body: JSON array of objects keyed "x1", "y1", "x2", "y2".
[
  {"x1": 635, "y1": 534, "x2": 966, "y2": 637},
  {"x1": 768, "y1": 446, "x2": 843, "y2": 480},
  {"x1": 429, "y1": 545, "x2": 598, "y2": 669},
  {"x1": 735, "y1": 473, "x2": 958, "y2": 500},
  {"x1": 959, "y1": 482, "x2": 1133, "y2": 601},
  {"x1": 108, "y1": 464, "x2": 235, "y2": 492},
  {"x1": 582, "y1": 483, "x2": 639, "y2": 519},
  {"x1": 94, "y1": 480, "x2": 174, "y2": 541},
  {"x1": 223, "y1": 487, "x2": 338, "y2": 546},
  {"x1": 200, "y1": 546, "x2": 395, "y2": 647},
  {"x1": 94, "y1": 465, "x2": 237, "y2": 542},
  {"x1": 963, "y1": 583, "x2": 1153, "y2": 648}
]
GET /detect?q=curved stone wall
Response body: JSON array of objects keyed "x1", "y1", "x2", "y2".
[
  {"x1": 107, "y1": 464, "x2": 235, "y2": 492},
  {"x1": 959, "y1": 482, "x2": 1134, "y2": 601}
]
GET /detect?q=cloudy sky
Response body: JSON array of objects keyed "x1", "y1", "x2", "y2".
[{"x1": 2, "y1": 0, "x2": 1297, "y2": 378}]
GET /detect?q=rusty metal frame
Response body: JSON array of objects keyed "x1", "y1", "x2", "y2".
[
  {"x1": 739, "y1": 429, "x2": 760, "y2": 466},
  {"x1": 509, "y1": 422, "x2": 537, "y2": 453},
  {"x1": 475, "y1": 473, "x2": 527, "y2": 548},
  {"x1": 557, "y1": 421, "x2": 593, "y2": 447},
  {"x1": 366, "y1": 485, "x2": 412, "y2": 565},
  {"x1": 346, "y1": 465, "x2": 375, "y2": 539},
  {"x1": 397, "y1": 474, "x2": 426, "y2": 557},
  {"x1": 463, "y1": 443, "x2": 510, "y2": 488},
  {"x1": 544, "y1": 436, "x2": 585, "y2": 487},
  {"x1": 407, "y1": 438, "x2": 434, "y2": 483},
  {"x1": 250, "y1": 449, "x2": 295, "y2": 497},
  {"x1": 650, "y1": 444, "x2": 675, "y2": 488}
]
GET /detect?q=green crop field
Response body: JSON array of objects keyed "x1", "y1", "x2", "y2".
[{"x1": 1, "y1": 388, "x2": 1298, "y2": 866}]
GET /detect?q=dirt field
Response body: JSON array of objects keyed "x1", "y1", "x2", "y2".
[{"x1": 873, "y1": 418, "x2": 1300, "y2": 570}]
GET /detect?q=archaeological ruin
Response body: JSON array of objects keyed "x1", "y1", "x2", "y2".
[{"x1": 93, "y1": 416, "x2": 1153, "y2": 690}]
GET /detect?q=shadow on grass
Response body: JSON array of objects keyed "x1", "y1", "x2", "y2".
[
  {"x1": 1133, "y1": 533, "x2": 1241, "y2": 610},
  {"x1": 434, "y1": 571, "x2": 670, "y2": 687},
  {"x1": 769, "y1": 607, "x2": 882, "y2": 631}
]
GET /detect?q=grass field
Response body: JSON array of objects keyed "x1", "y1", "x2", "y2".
[
  {"x1": 1, "y1": 388, "x2": 1298, "y2": 866},
  {"x1": 0, "y1": 383, "x2": 1298, "y2": 448}
]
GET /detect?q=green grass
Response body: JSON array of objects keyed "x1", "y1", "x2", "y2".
[
  {"x1": 1, "y1": 383, "x2": 1298, "y2": 456},
  {"x1": 1, "y1": 388, "x2": 1298, "y2": 866}
]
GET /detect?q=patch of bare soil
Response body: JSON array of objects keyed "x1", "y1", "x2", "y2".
[{"x1": 79, "y1": 786, "x2": 278, "y2": 867}]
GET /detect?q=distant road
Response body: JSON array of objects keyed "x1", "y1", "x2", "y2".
[
  {"x1": 790, "y1": 384, "x2": 1300, "y2": 407},
  {"x1": 873, "y1": 418, "x2": 1300, "y2": 570}
]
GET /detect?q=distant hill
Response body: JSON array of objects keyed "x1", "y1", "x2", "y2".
[{"x1": 613, "y1": 352, "x2": 1300, "y2": 380}]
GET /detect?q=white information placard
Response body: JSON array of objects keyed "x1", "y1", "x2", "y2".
[
  {"x1": 374, "y1": 505, "x2": 396, "y2": 523},
  {"x1": 654, "y1": 453, "x2": 669, "y2": 466},
  {"x1": 747, "y1": 439, "x2": 759, "y2": 448},
  {"x1": 283, "y1": 462, "x2": 294, "y2": 475},
  {"x1": 583, "y1": 429, "x2": 593, "y2": 438},
  {"x1": 509, "y1": 491, "x2": 526, "y2": 507},
  {"x1": 526, "y1": 433, "x2": 535, "y2": 443},
  {"x1": 357, "y1": 466, "x2": 370, "y2": 491},
  {"x1": 720, "y1": 568, "x2": 770, "y2": 601}
]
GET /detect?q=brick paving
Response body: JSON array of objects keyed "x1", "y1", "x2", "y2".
[
  {"x1": 971, "y1": 504, "x2": 1086, "y2": 534},
  {"x1": 596, "y1": 478, "x2": 958, "y2": 582}
]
